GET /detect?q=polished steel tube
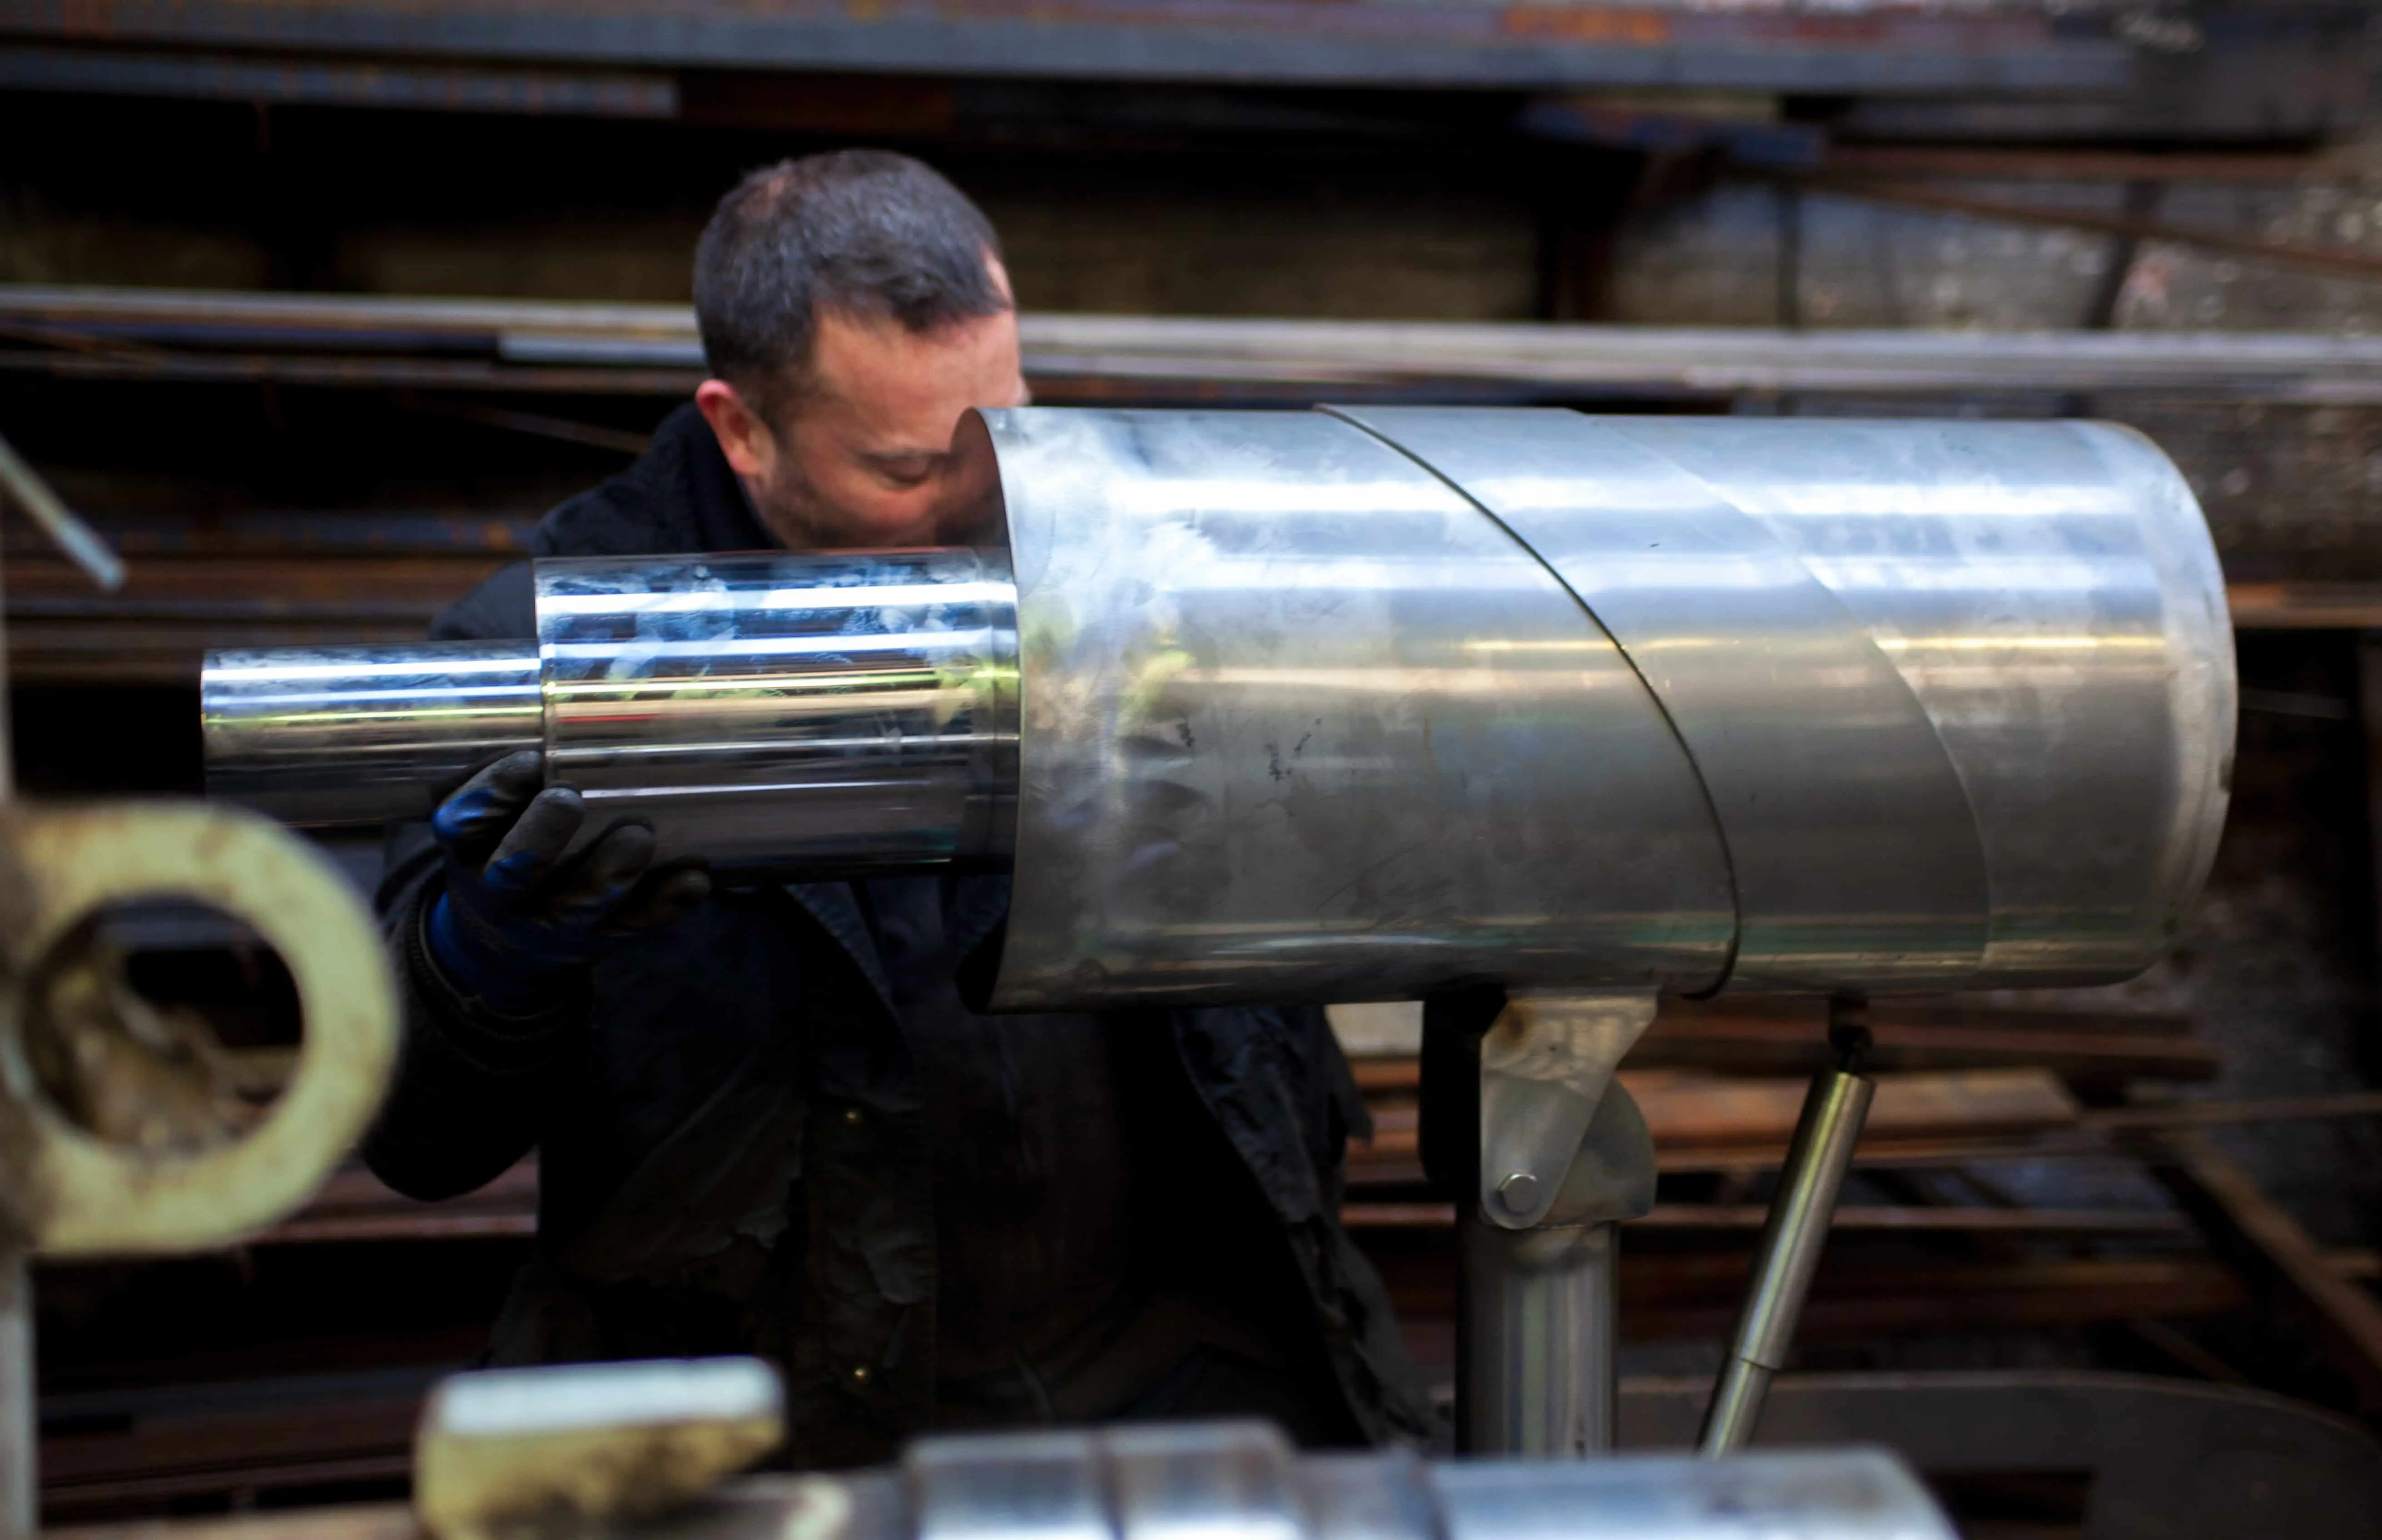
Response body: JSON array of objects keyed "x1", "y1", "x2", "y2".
[
  {"x1": 536, "y1": 549, "x2": 1017, "y2": 872},
  {"x1": 204, "y1": 549, "x2": 1017, "y2": 875},
  {"x1": 1698, "y1": 1067, "x2": 1876, "y2": 1455},
  {"x1": 205, "y1": 406, "x2": 2233, "y2": 1006},
  {"x1": 203, "y1": 643, "x2": 542, "y2": 826},
  {"x1": 1460, "y1": 1220, "x2": 1618, "y2": 1457},
  {"x1": 980, "y1": 407, "x2": 2231, "y2": 1007}
]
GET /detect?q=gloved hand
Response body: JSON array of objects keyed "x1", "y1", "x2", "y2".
[{"x1": 422, "y1": 750, "x2": 712, "y2": 1014}]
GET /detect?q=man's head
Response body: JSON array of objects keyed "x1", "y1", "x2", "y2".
[{"x1": 691, "y1": 150, "x2": 1027, "y2": 550}]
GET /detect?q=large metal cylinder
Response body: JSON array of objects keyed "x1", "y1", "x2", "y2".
[{"x1": 202, "y1": 406, "x2": 2233, "y2": 1007}]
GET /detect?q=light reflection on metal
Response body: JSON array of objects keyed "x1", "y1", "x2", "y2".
[
  {"x1": 537, "y1": 549, "x2": 1018, "y2": 874},
  {"x1": 201, "y1": 406, "x2": 2231, "y2": 1008},
  {"x1": 205, "y1": 644, "x2": 543, "y2": 826},
  {"x1": 1340, "y1": 406, "x2": 1990, "y2": 992},
  {"x1": 0, "y1": 433, "x2": 123, "y2": 592},
  {"x1": 1336, "y1": 407, "x2": 2230, "y2": 991},
  {"x1": 983, "y1": 407, "x2": 1734, "y2": 1008}
]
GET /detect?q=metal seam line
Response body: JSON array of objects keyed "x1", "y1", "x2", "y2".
[
  {"x1": 1327, "y1": 405, "x2": 1989, "y2": 991},
  {"x1": 1320, "y1": 403, "x2": 1747, "y2": 998}
]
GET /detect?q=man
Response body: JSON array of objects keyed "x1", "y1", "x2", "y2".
[{"x1": 362, "y1": 150, "x2": 1435, "y2": 1468}]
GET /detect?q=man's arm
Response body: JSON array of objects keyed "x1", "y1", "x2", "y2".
[
  {"x1": 362, "y1": 831, "x2": 577, "y2": 1199},
  {"x1": 361, "y1": 561, "x2": 707, "y2": 1200}
]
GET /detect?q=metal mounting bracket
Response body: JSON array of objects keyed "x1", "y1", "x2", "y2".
[{"x1": 1478, "y1": 992, "x2": 1657, "y2": 1229}]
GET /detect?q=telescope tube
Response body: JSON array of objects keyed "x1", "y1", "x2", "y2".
[{"x1": 202, "y1": 407, "x2": 2233, "y2": 1007}]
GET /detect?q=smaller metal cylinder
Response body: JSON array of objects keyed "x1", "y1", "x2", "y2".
[
  {"x1": 1700, "y1": 1066, "x2": 1876, "y2": 1455},
  {"x1": 203, "y1": 643, "x2": 541, "y2": 827},
  {"x1": 204, "y1": 550, "x2": 1021, "y2": 878},
  {"x1": 536, "y1": 548, "x2": 1018, "y2": 873},
  {"x1": 1461, "y1": 1219, "x2": 1619, "y2": 1457}
]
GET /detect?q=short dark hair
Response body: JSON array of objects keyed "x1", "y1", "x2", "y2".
[{"x1": 693, "y1": 149, "x2": 1008, "y2": 419}]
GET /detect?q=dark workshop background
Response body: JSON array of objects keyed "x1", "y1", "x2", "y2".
[{"x1": 10, "y1": 3, "x2": 2382, "y2": 1531}]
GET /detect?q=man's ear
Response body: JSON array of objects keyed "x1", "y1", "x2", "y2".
[{"x1": 694, "y1": 379, "x2": 773, "y2": 480}]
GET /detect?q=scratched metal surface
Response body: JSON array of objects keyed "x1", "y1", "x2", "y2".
[{"x1": 981, "y1": 406, "x2": 1734, "y2": 1009}]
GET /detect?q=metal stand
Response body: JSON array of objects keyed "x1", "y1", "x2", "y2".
[
  {"x1": 1460, "y1": 1084, "x2": 1653, "y2": 1455},
  {"x1": 1699, "y1": 995, "x2": 1875, "y2": 1455},
  {"x1": 1, "y1": 1248, "x2": 31, "y2": 1539},
  {"x1": 1429, "y1": 991, "x2": 1659, "y2": 1457}
]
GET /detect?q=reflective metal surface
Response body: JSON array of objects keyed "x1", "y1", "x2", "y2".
[
  {"x1": 203, "y1": 643, "x2": 541, "y2": 826},
  {"x1": 1340, "y1": 408, "x2": 2230, "y2": 990},
  {"x1": 200, "y1": 406, "x2": 2230, "y2": 1003},
  {"x1": 537, "y1": 548, "x2": 1017, "y2": 873},
  {"x1": 1619, "y1": 416, "x2": 2233, "y2": 987},
  {"x1": 1430, "y1": 1447, "x2": 1953, "y2": 1540},
  {"x1": 1106, "y1": 1423, "x2": 1304, "y2": 1540},
  {"x1": 1463, "y1": 1221, "x2": 1620, "y2": 1458},
  {"x1": 1337, "y1": 407, "x2": 1988, "y2": 992},
  {"x1": 912, "y1": 1428, "x2": 1112, "y2": 1540},
  {"x1": 1701, "y1": 1067, "x2": 1876, "y2": 1455},
  {"x1": 975, "y1": 407, "x2": 1736, "y2": 1010},
  {"x1": 1463, "y1": 1058, "x2": 1657, "y2": 1460},
  {"x1": 854, "y1": 1418, "x2": 1955, "y2": 1540}
]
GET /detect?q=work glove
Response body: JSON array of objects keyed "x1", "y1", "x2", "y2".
[{"x1": 422, "y1": 750, "x2": 712, "y2": 1015}]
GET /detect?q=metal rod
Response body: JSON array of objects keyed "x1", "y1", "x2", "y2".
[
  {"x1": 27, "y1": 284, "x2": 2382, "y2": 402},
  {"x1": 1699, "y1": 1009, "x2": 1876, "y2": 1455},
  {"x1": 1460, "y1": 1218, "x2": 1619, "y2": 1456},
  {"x1": 0, "y1": 1248, "x2": 33, "y2": 1538},
  {"x1": 0, "y1": 434, "x2": 122, "y2": 592}
]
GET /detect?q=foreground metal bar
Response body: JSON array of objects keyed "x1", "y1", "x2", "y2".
[
  {"x1": 0, "y1": 1251, "x2": 30, "y2": 1539},
  {"x1": 1701, "y1": 1017, "x2": 1877, "y2": 1455},
  {"x1": 1630, "y1": 1371, "x2": 2382, "y2": 1540}
]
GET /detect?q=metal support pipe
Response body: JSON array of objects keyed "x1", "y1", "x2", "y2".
[
  {"x1": 1, "y1": 1249, "x2": 33, "y2": 1539},
  {"x1": 1461, "y1": 1219, "x2": 1620, "y2": 1456},
  {"x1": 1449, "y1": 995, "x2": 1657, "y2": 1459},
  {"x1": 1699, "y1": 1004, "x2": 1876, "y2": 1455}
]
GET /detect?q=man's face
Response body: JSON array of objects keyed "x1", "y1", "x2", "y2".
[{"x1": 695, "y1": 261, "x2": 1029, "y2": 550}]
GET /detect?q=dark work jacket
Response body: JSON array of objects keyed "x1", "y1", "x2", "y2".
[{"x1": 361, "y1": 403, "x2": 1438, "y2": 1467}]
